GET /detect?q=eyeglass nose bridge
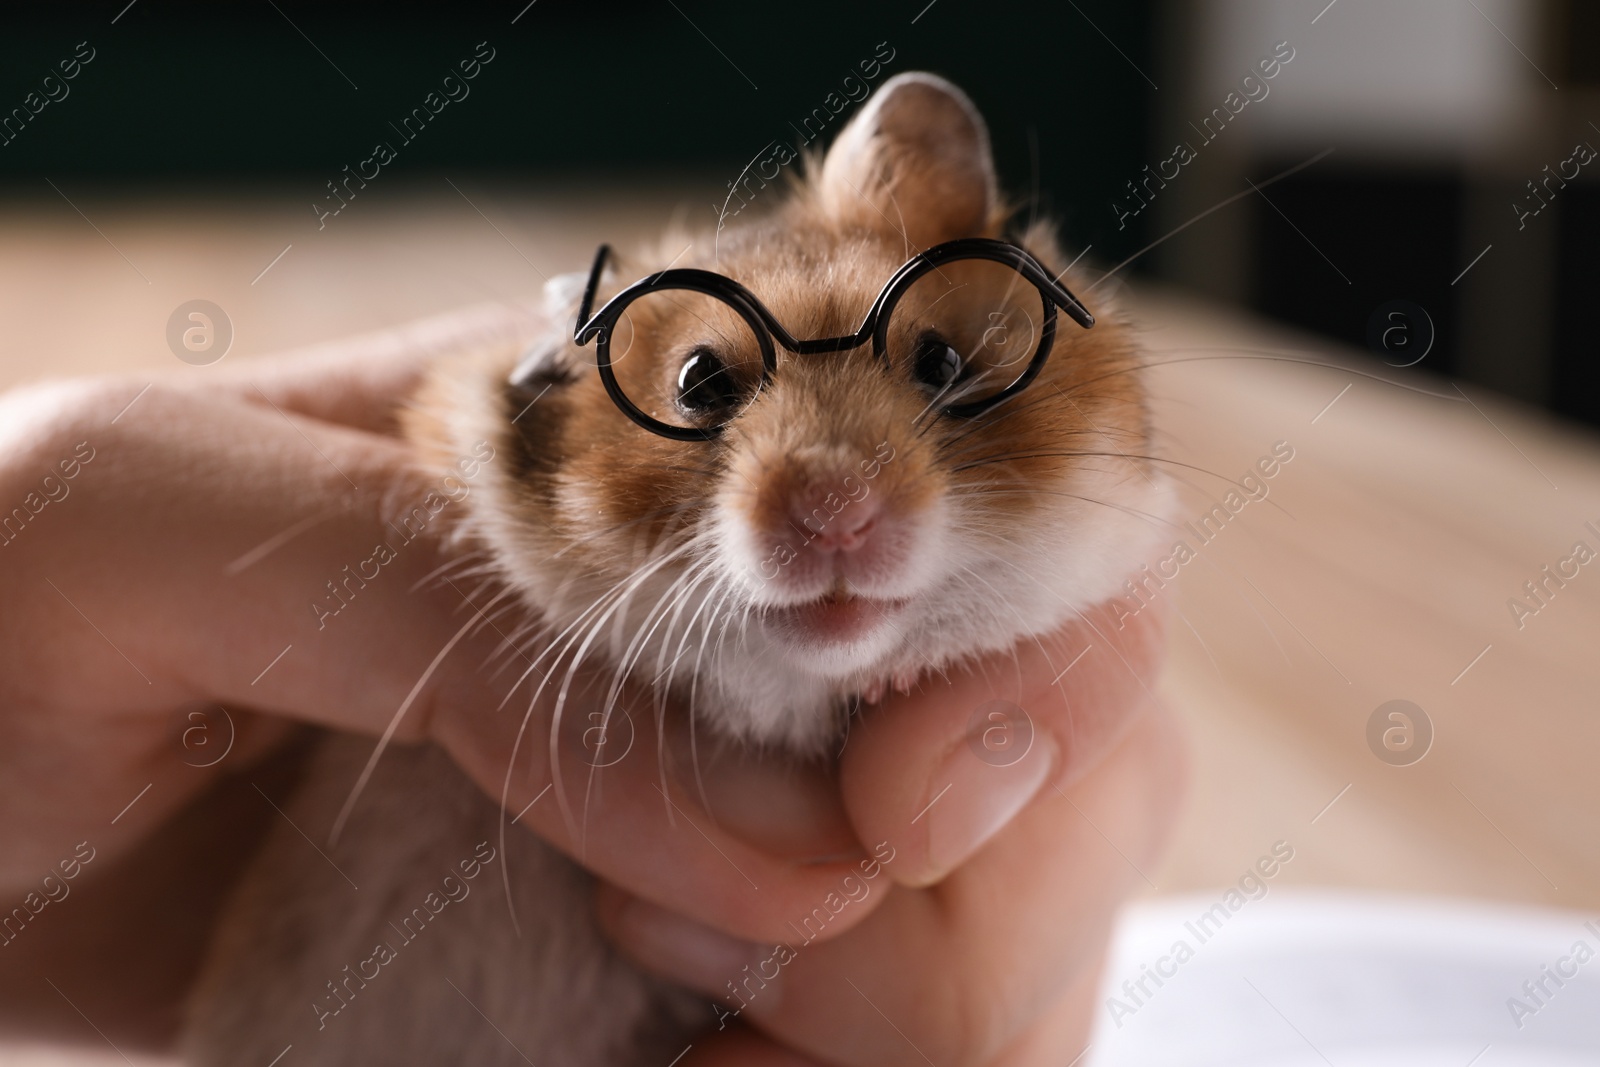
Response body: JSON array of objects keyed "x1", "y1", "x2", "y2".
[
  {"x1": 759, "y1": 318, "x2": 877, "y2": 360},
  {"x1": 626, "y1": 279, "x2": 887, "y2": 377}
]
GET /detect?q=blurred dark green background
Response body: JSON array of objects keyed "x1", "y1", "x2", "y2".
[{"x1": 0, "y1": 0, "x2": 1158, "y2": 260}]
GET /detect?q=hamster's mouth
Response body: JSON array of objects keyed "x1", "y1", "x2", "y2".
[{"x1": 762, "y1": 588, "x2": 910, "y2": 647}]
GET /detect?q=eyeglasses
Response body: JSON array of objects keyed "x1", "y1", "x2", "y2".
[{"x1": 540, "y1": 237, "x2": 1094, "y2": 442}]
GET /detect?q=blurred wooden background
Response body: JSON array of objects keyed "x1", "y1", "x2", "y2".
[{"x1": 2, "y1": 180, "x2": 1596, "y2": 921}]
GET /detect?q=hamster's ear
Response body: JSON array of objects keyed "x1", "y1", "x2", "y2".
[
  {"x1": 818, "y1": 72, "x2": 998, "y2": 249},
  {"x1": 509, "y1": 270, "x2": 592, "y2": 390}
]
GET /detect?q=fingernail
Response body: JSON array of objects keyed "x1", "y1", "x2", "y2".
[
  {"x1": 919, "y1": 728, "x2": 1056, "y2": 883},
  {"x1": 611, "y1": 897, "x2": 773, "y2": 999}
]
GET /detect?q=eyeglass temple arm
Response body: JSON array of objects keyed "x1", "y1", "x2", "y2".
[
  {"x1": 573, "y1": 243, "x2": 612, "y2": 345},
  {"x1": 1029, "y1": 265, "x2": 1096, "y2": 330}
]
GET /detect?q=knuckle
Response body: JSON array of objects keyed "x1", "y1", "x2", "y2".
[{"x1": 0, "y1": 377, "x2": 122, "y2": 461}]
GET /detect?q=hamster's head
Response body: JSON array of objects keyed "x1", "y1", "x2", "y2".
[{"x1": 437, "y1": 73, "x2": 1166, "y2": 753}]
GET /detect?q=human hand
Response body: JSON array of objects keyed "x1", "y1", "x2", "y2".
[
  {"x1": 0, "y1": 301, "x2": 1184, "y2": 1064},
  {"x1": 597, "y1": 597, "x2": 1185, "y2": 1067}
]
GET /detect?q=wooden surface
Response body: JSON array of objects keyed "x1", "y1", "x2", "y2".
[
  {"x1": 1136, "y1": 290, "x2": 1600, "y2": 911},
  {"x1": 2, "y1": 181, "x2": 1596, "y2": 922}
]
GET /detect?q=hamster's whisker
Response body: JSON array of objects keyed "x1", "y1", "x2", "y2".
[
  {"x1": 644, "y1": 564, "x2": 737, "y2": 821},
  {"x1": 934, "y1": 412, "x2": 1120, "y2": 463},
  {"x1": 949, "y1": 446, "x2": 1184, "y2": 481},
  {"x1": 708, "y1": 583, "x2": 741, "y2": 675},
  {"x1": 688, "y1": 574, "x2": 742, "y2": 818},
  {"x1": 647, "y1": 566, "x2": 719, "y2": 692},
  {"x1": 497, "y1": 537, "x2": 695, "y2": 715},
  {"x1": 932, "y1": 387, "x2": 1115, "y2": 451},
  {"x1": 736, "y1": 592, "x2": 760, "y2": 655},
  {"x1": 1053, "y1": 348, "x2": 1468, "y2": 405},
  {"x1": 947, "y1": 448, "x2": 1115, "y2": 473},
  {"x1": 493, "y1": 535, "x2": 702, "y2": 899},
  {"x1": 1142, "y1": 348, "x2": 1468, "y2": 401},
  {"x1": 951, "y1": 447, "x2": 1294, "y2": 522},
  {"x1": 582, "y1": 550, "x2": 700, "y2": 831},
  {"x1": 605, "y1": 550, "x2": 720, "y2": 720},
  {"x1": 332, "y1": 581, "x2": 521, "y2": 849},
  {"x1": 690, "y1": 577, "x2": 739, "y2": 721},
  {"x1": 949, "y1": 486, "x2": 1179, "y2": 536},
  {"x1": 565, "y1": 528, "x2": 727, "y2": 827},
  {"x1": 554, "y1": 500, "x2": 706, "y2": 560},
  {"x1": 464, "y1": 593, "x2": 544, "y2": 673},
  {"x1": 934, "y1": 431, "x2": 1120, "y2": 473},
  {"x1": 559, "y1": 533, "x2": 705, "y2": 701},
  {"x1": 452, "y1": 574, "x2": 519, "y2": 630},
  {"x1": 1170, "y1": 596, "x2": 1225, "y2": 679},
  {"x1": 405, "y1": 549, "x2": 498, "y2": 596},
  {"x1": 947, "y1": 566, "x2": 1036, "y2": 726},
  {"x1": 656, "y1": 565, "x2": 730, "y2": 703},
  {"x1": 649, "y1": 461, "x2": 726, "y2": 478},
  {"x1": 948, "y1": 446, "x2": 1159, "y2": 476},
  {"x1": 480, "y1": 613, "x2": 554, "y2": 681},
  {"x1": 632, "y1": 555, "x2": 724, "y2": 815},
  {"x1": 950, "y1": 562, "x2": 1039, "y2": 681},
  {"x1": 910, "y1": 374, "x2": 968, "y2": 431}
]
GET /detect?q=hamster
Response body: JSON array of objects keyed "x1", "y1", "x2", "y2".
[{"x1": 183, "y1": 72, "x2": 1168, "y2": 1067}]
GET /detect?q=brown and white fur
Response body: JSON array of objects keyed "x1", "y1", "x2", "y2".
[{"x1": 183, "y1": 73, "x2": 1169, "y2": 1066}]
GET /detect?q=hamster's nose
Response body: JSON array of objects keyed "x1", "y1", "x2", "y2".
[{"x1": 790, "y1": 489, "x2": 882, "y2": 554}]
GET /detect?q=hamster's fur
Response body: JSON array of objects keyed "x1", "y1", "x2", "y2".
[{"x1": 184, "y1": 73, "x2": 1168, "y2": 1066}]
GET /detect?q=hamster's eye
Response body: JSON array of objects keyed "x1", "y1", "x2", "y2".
[
  {"x1": 912, "y1": 333, "x2": 964, "y2": 392},
  {"x1": 676, "y1": 348, "x2": 740, "y2": 415}
]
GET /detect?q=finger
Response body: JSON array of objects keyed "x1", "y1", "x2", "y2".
[
  {"x1": 983, "y1": 955, "x2": 1103, "y2": 1067},
  {"x1": 189, "y1": 299, "x2": 546, "y2": 435},
  {"x1": 676, "y1": 1006, "x2": 1104, "y2": 1067},
  {"x1": 602, "y1": 699, "x2": 1189, "y2": 1067},
  {"x1": 756, "y1": 702, "x2": 1186, "y2": 1067},
  {"x1": 842, "y1": 598, "x2": 1166, "y2": 887},
  {"x1": 7, "y1": 381, "x2": 870, "y2": 943},
  {"x1": 678, "y1": 1027, "x2": 826, "y2": 1067}
]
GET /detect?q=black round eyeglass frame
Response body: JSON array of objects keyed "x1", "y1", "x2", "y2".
[{"x1": 549, "y1": 237, "x2": 1095, "y2": 442}]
